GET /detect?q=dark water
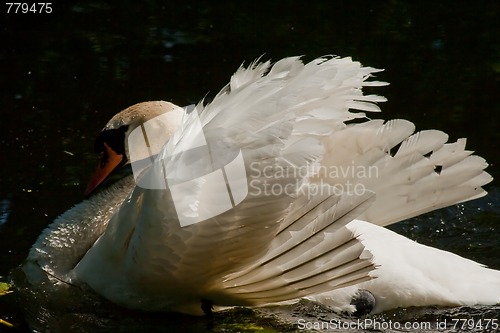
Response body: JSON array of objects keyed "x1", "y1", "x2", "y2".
[{"x1": 1, "y1": 1, "x2": 499, "y2": 332}]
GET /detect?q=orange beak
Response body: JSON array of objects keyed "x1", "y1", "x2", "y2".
[{"x1": 84, "y1": 143, "x2": 124, "y2": 196}]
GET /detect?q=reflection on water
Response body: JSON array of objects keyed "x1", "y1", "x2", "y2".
[
  {"x1": 0, "y1": 199, "x2": 11, "y2": 227},
  {"x1": 1, "y1": 1, "x2": 499, "y2": 332}
]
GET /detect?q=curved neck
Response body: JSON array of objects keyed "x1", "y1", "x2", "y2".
[{"x1": 26, "y1": 177, "x2": 135, "y2": 280}]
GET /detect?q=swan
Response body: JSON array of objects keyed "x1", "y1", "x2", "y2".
[{"x1": 22, "y1": 56, "x2": 498, "y2": 317}]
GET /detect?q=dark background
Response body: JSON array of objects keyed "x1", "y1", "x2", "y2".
[{"x1": 0, "y1": 1, "x2": 499, "y2": 330}]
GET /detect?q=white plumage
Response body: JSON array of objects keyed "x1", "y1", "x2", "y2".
[
  {"x1": 23, "y1": 56, "x2": 497, "y2": 316},
  {"x1": 313, "y1": 219, "x2": 500, "y2": 313}
]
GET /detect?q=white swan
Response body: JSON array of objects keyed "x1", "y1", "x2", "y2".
[{"x1": 23, "y1": 56, "x2": 498, "y2": 316}]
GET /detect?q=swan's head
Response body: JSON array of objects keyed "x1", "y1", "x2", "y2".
[{"x1": 85, "y1": 101, "x2": 183, "y2": 196}]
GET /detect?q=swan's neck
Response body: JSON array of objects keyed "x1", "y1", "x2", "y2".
[{"x1": 24, "y1": 176, "x2": 135, "y2": 282}]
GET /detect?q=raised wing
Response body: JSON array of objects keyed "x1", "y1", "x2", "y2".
[{"x1": 75, "y1": 56, "x2": 387, "y2": 312}]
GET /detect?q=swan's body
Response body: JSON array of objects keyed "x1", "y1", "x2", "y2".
[
  {"x1": 311, "y1": 219, "x2": 500, "y2": 313},
  {"x1": 24, "y1": 56, "x2": 498, "y2": 315}
]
